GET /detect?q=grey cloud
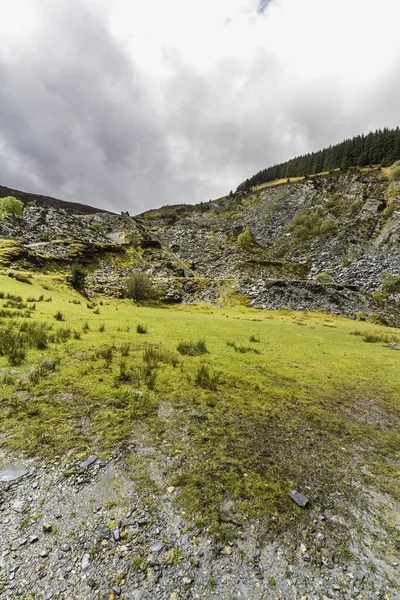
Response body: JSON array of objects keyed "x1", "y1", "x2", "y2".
[{"x1": 0, "y1": 1, "x2": 400, "y2": 214}]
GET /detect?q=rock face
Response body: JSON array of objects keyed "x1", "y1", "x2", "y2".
[{"x1": 1, "y1": 169, "x2": 400, "y2": 322}]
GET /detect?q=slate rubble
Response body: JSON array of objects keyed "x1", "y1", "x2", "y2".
[{"x1": 0, "y1": 453, "x2": 399, "y2": 600}]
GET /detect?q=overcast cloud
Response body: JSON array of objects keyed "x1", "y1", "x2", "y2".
[{"x1": 1, "y1": 0, "x2": 400, "y2": 213}]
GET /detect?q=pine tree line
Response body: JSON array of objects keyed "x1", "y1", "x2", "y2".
[{"x1": 236, "y1": 127, "x2": 400, "y2": 192}]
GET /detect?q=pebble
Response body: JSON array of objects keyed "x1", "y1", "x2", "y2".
[
  {"x1": 290, "y1": 490, "x2": 309, "y2": 508},
  {"x1": 81, "y1": 553, "x2": 91, "y2": 572},
  {"x1": 29, "y1": 535, "x2": 39, "y2": 544},
  {"x1": 42, "y1": 522, "x2": 52, "y2": 533}
]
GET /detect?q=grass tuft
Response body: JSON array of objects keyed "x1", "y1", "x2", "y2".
[{"x1": 177, "y1": 339, "x2": 208, "y2": 356}]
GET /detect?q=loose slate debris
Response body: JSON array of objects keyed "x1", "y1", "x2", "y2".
[
  {"x1": 0, "y1": 467, "x2": 29, "y2": 483},
  {"x1": 290, "y1": 490, "x2": 309, "y2": 508},
  {"x1": 78, "y1": 455, "x2": 97, "y2": 470}
]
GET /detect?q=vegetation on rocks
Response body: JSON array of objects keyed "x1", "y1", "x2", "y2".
[{"x1": 0, "y1": 195, "x2": 24, "y2": 218}]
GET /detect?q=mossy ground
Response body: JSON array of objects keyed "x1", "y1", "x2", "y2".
[{"x1": 0, "y1": 272, "x2": 399, "y2": 544}]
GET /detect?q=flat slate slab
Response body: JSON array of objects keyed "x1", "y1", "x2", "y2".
[
  {"x1": 290, "y1": 489, "x2": 309, "y2": 508},
  {"x1": 0, "y1": 467, "x2": 29, "y2": 483},
  {"x1": 79, "y1": 455, "x2": 97, "y2": 470}
]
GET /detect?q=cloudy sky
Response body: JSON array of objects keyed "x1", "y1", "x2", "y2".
[{"x1": 1, "y1": 0, "x2": 400, "y2": 214}]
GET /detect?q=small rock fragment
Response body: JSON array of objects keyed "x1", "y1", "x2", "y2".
[
  {"x1": 81, "y1": 553, "x2": 91, "y2": 572},
  {"x1": 167, "y1": 486, "x2": 175, "y2": 494},
  {"x1": 289, "y1": 490, "x2": 309, "y2": 508},
  {"x1": 29, "y1": 535, "x2": 39, "y2": 544},
  {"x1": 43, "y1": 522, "x2": 52, "y2": 533},
  {"x1": 79, "y1": 455, "x2": 97, "y2": 470}
]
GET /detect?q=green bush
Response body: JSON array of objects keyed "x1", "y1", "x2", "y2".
[
  {"x1": 237, "y1": 228, "x2": 253, "y2": 248},
  {"x1": 388, "y1": 160, "x2": 400, "y2": 181},
  {"x1": 289, "y1": 210, "x2": 336, "y2": 241},
  {"x1": 66, "y1": 265, "x2": 87, "y2": 293},
  {"x1": 382, "y1": 274, "x2": 400, "y2": 293},
  {"x1": 125, "y1": 272, "x2": 157, "y2": 303},
  {"x1": 0, "y1": 196, "x2": 24, "y2": 219},
  {"x1": 315, "y1": 271, "x2": 332, "y2": 284},
  {"x1": 137, "y1": 323, "x2": 148, "y2": 334}
]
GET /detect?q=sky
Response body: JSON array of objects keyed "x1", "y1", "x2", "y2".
[{"x1": 1, "y1": 0, "x2": 400, "y2": 214}]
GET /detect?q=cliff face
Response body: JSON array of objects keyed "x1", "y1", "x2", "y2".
[{"x1": 1, "y1": 169, "x2": 399, "y2": 322}]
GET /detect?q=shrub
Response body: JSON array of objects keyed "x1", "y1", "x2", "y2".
[
  {"x1": 8, "y1": 272, "x2": 32, "y2": 284},
  {"x1": 289, "y1": 210, "x2": 336, "y2": 241},
  {"x1": 100, "y1": 346, "x2": 113, "y2": 368},
  {"x1": 389, "y1": 160, "x2": 400, "y2": 181},
  {"x1": 382, "y1": 274, "x2": 400, "y2": 294},
  {"x1": 194, "y1": 365, "x2": 219, "y2": 390},
  {"x1": 249, "y1": 335, "x2": 260, "y2": 342},
  {"x1": 99, "y1": 323, "x2": 105, "y2": 332},
  {"x1": 315, "y1": 271, "x2": 332, "y2": 284},
  {"x1": 143, "y1": 346, "x2": 179, "y2": 368},
  {"x1": 82, "y1": 321, "x2": 90, "y2": 333},
  {"x1": 125, "y1": 272, "x2": 157, "y2": 303},
  {"x1": 237, "y1": 228, "x2": 253, "y2": 248},
  {"x1": 118, "y1": 359, "x2": 129, "y2": 381},
  {"x1": 177, "y1": 339, "x2": 208, "y2": 356},
  {"x1": 137, "y1": 323, "x2": 148, "y2": 334},
  {"x1": 0, "y1": 196, "x2": 24, "y2": 219},
  {"x1": 51, "y1": 328, "x2": 71, "y2": 343},
  {"x1": 66, "y1": 265, "x2": 87, "y2": 293},
  {"x1": 234, "y1": 345, "x2": 261, "y2": 354},
  {"x1": 349, "y1": 200, "x2": 363, "y2": 216},
  {"x1": 54, "y1": 311, "x2": 64, "y2": 321},
  {"x1": 362, "y1": 331, "x2": 400, "y2": 344},
  {"x1": 8, "y1": 346, "x2": 27, "y2": 366},
  {"x1": 120, "y1": 343, "x2": 130, "y2": 356}
]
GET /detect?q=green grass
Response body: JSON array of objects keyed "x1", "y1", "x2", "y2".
[{"x1": 0, "y1": 272, "x2": 399, "y2": 544}]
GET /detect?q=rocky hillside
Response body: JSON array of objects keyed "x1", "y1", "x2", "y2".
[{"x1": 1, "y1": 168, "x2": 400, "y2": 323}]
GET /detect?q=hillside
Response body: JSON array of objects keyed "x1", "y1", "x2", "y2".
[{"x1": 1, "y1": 167, "x2": 399, "y2": 324}]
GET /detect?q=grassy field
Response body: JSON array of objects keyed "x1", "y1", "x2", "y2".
[{"x1": 0, "y1": 271, "x2": 399, "y2": 544}]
